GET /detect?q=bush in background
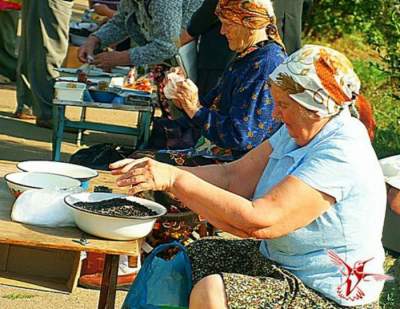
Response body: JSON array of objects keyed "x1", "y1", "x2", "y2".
[{"x1": 305, "y1": 0, "x2": 399, "y2": 89}]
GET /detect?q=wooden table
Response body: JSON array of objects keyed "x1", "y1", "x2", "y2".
[{"x1": 0, "y1": 161, "x2": 141, "y2": 309}]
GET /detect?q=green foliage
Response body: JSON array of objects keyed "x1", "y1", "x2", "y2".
[
  {"x1": 305, "y1": 0, "x2": 400, "y2": 87},
  {"x1": 353, "y1": 59, "x2": 400, "y2": 158}
]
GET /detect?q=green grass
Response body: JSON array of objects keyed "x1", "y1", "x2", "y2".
[
  {"x1": 2, "y1": 293, "x2": 37, "y2": 300},
  {"x1": 352, "y1": 59, "x2": 400, "y2": 159}
]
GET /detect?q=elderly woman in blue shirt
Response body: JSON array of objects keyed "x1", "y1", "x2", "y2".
[
  {"x1": 110, "y1": 45, "x2": 387, "y2": 308},
  {"x1": 78, "y1": 0, "x2": 204, "y2": 70}
]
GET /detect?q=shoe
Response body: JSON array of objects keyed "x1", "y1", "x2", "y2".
[
  {"x1": 14, "y1": 106, "x2": 36, "y2": 120},
  {"x1": 78, "y1": 272, "x2": 137, "y2": 290},
  {"x1": 14, "y1": 111, "x2": 36, "y2": 120},
  {"x1": 36, "y1": 118, "x2": 79, "y2": 133}
]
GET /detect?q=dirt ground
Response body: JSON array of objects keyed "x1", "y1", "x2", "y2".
[
  {"x1": 0, "y1": 84, "x2": 136, "y2": 309},
  {"x1": 0, "y1": 2, "x2": 140, "y2": 308}
]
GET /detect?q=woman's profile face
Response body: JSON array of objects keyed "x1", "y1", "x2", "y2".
[
  {"x1": 219, "y1": 17, "x2": 252, "y2": 52},
  {"x1": 271, "y1": 83, "x2": 325, "y2": 146}
]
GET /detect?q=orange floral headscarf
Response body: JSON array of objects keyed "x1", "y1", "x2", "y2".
[
  {"x1": 270, "y1": 45, "x2": 376, "y2": 140},
  {"x1": 215, "y1": 0, "x2": 284, "y2": 48}
]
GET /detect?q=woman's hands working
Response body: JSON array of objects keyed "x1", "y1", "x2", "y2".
[
  {"x1": 173, "y1": 79, "x2": 201, "y2": 118},
  {"x1": 109, "y1": 141, "x2": 334, "y2": 240},
  {"x1": 78, "y1": 36, "x2": 131, "y2": 71},
  {"x1": 109, "y1": 158, "x2": 180, "y2": 195},
  {"x1": 78, "y1": 35, "x2": 100, "y2": 63}
]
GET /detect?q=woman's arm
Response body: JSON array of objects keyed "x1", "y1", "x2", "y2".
[
  {"x1": 91, "y1": 6, "x2": 129, "y2": 48},
  {"x1": 127, "y1": 0, "x2": 183, "y2": 66},
  {"x1": 180, "y1": 140, "x2": 272, "y2": 198},
  {"x1": 387, "y1": 185, "x2": 400, "y2": 215},
  {"x1": 170, "y1": 169, "x2": 334, "y2": 238}
]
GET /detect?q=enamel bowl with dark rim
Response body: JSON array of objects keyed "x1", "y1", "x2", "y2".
[
  {"x1": 5, "y1": 172, "x2": 81, "y2": 198},
  {"x1": 64, "y1": 192, "x2": 167, "y2": 240}
]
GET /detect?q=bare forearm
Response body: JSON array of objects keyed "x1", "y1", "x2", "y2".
[
  {"x1": 169, "y1": 169, "x2": 267, "y2": 235},
  {"x1": 179, "y1": 164, "x2": 229, "y2": 190}
]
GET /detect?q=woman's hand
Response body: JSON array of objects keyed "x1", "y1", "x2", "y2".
[
  {"x1": 180, "y1": 30, "x2": 195, "y2": 46},
  {"x1": 93, "y1": 3, "x2": 115, "y2": 18},
  {"x1": 174, "y1": 79, "x2": 201, "y2": 118},
  {"x1": 109, "y1": 158, "x2": 179, "y2": 195},
  {"x1": 78, "y1": 36, "x2": 100, "y2": 63},
  {"x1": 93, "y1": 50, "x2": 131, "y2": 72}
]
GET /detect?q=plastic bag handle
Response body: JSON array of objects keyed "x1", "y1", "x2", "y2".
[{"x1": 139, "y1": 241, "x2": 192, "y2": 308}]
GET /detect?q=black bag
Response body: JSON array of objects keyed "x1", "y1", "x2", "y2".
[
  {"x1": 148, "y1": 117, "x2": 201, "y2": 150},
  {"x1": 69, "y1": 143, "x2": 133, "y2": 170}
]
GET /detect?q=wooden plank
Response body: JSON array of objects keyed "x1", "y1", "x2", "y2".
[
  {"x1": 0, "y1": 163, "x2": 141, "y2": 256},
  {"x1": 98, "y1": 255, "x2": 119, "y2": 309},
  {"x1": 0, "y1": 212, "x2": 140, "y2": 256},
  {"x1": 6, "y1": 246, "x2": 78, "y2": 280},
  {"x1": 0, "y1": 244, "x2": 9, "y2": 272},
  {"x1": 66, "y1": 250, "x2": 82, "y2": 293},
  {"x1": 0, "y1": 271, "x2": 71, "y2": 293}
]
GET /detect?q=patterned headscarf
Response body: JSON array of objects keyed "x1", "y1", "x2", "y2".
[
  {"x1": 215, "y1": 0, "x2": 284, "y2": 48},
  {"x1": 269, "y1": 45, "x2": 361, "y2": 118}
]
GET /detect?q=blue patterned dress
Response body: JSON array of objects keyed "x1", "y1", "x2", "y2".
[{"x1": 157, "y1": 40, "x2": 286, "y2": 163}]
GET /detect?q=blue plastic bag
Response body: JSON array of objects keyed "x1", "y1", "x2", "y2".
[{"x1": 122, "y1": 241, "x2": 192, "y2": 309}]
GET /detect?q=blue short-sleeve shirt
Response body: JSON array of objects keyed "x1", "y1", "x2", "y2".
[{"x1": 254, "y1": 109, "x2": 387, "y2": 306}]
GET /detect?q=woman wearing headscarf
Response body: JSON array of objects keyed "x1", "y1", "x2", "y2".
[
  {"x1": 147, "y1": 0, "x2": 286, "y2": 164},
  {"x1": 128, "y1": 0, "x2": 285, "y2": 248},
  {"x1": 180, "y1": 0, "x2": 236, "y2": 96},
  {"x1": 111, "y1": 45, "x2": 385, "y2": 308},
  {"x1": 78, "y1": 0, "x2": 204, "y2": 119}
]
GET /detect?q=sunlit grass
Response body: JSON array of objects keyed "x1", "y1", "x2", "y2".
[{"x1": 2, "y1": 293, "x2": 37, "y2": 300}]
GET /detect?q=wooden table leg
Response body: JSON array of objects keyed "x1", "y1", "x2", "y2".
[{"x1": 98, "y1": 254, "x2": 119, "y2": 309}]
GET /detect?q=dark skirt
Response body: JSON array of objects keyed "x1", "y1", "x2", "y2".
[{"x1": 187, "y1": 238, "x2": 380, "y2": 309}]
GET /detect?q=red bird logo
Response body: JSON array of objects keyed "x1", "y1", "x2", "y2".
[{"x1": 328, "y1": 250, "x2": 393, "y2": 301}]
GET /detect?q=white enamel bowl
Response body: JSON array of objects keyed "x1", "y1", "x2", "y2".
[
  {"x1": 17, "y1": 161, "x2": 98, "y2": 189},
  {"x1": 5, "y1": 172, "x2": 81, "y2": 198},
  {"x1": 379, "y1": 155, "x2": 400, "y2": 189},
  {"x1": 64, "y1": 192, "x2": 167, "y2": 240},
  {"x1": 380, "y1": 155, "x2": 400, "y2": 178}
]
